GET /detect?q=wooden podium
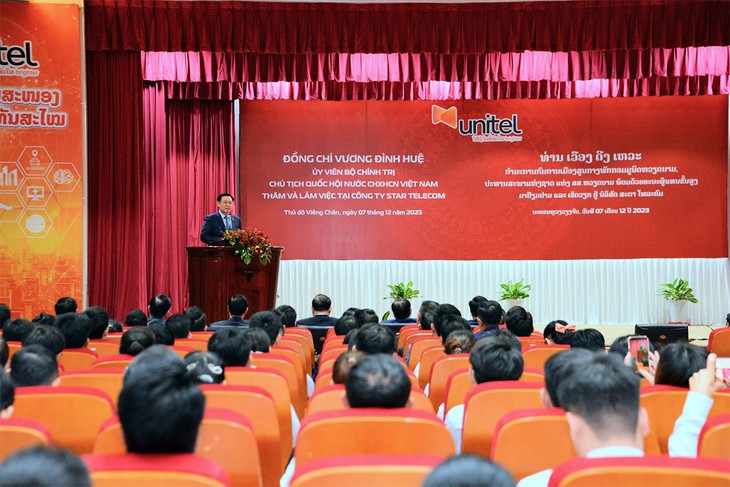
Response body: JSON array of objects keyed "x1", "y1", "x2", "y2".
[{"x1": 187, "y1": 246, "x2": 283, "y2": 323}]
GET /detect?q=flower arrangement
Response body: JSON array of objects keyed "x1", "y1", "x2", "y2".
[{"x1": 224, "y1": 228, "x2": 273, "y2": 265}]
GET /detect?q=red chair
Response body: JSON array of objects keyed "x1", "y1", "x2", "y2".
[
  {"x1": 305, "y1": 384, "x2": 434, "y2": 416},
  {"x1": 83, "y1": 453, "x2": 230, "y2": 487},
  {"x1": 88, "y1": 340, "x2": 123, "y2": 357},
  {"x1": 708, "y1": 328, "x2": 730, "y2": 356},
  {"x1": 522, "y1": 345, "x2": 570, "y2": 371},
  {"x1": 249, "y1": 354, "x2": 304, "y2": 418},
  {"x1": 59, "y1": 368, "x2": 125, "y2": 406},
  {"x1": 698, "y1": 413, "x2": 730, "y2": 460},
  {"x1": 91, "y1": 354, "x2": 134, "y2": 370},
  {"x1": 547, "y1": 455, "x2": 730, "y2": 487},
  {"x1": 58, "y1": 348, "x2": 99, "y2": 370},
  {"x1": 417, "y1": 346, "x2": 445, "y2": 388},
  {"x1": 295, "y1": 408, "x2": 454, "y2": 467},
  {"x1": 428, "y1": 354, "x2": 470, "y2": 410},
  {"x1": 290, "y1": 455, "x2": 443, "y2": 487},
  {"x1": 396, "y1": 325, "x2": 423, "y2": 353},
  {"x1": 0, "y1": 418, "x2": 52, "y2": 461},
  {"x1": 443, "y1": 369, "x2": 474, "y2": 416},
  {"x1": 407, "y1": 336, "x2": 441, "y2": 369}
]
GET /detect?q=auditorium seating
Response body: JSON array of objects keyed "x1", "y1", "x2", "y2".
[
  {"x1": 249, "y1": 354, "x2": 305, "y2": 418},
  {"x1": 88, "y1": 339, "x2": 123, "y2": 356},
  {"x1": 443, "y1": 369, "x2": 473, "y2": 415},
  {"x1": 407, "y1": 336, "x2": 442, "y2": 369},
  {"x1": 520, "y1": 367, "x2": 546, "y2": 384},
  {"x1": 13, "y1": 385, "x2": 115, "y2": 454},
  {"x1": 319, "y1": 345, "x2": 348, "y2": 365},
  {"x1": 276, "y1": 338, "x2": 313, "y2": 375},
  {"x1": 708, "y1": 328, "x2": 730, "y2": 356},
  {"x1": 58, "y1": 368, "x2": 125, "y2": 406},
  {"x1": 547, "y1": 456, "x2": 730, "y2": 487},
  {"x1": 290, "y1": 455, "x2": 443, "y2": 487},
  {"x1": 698, "y1": 413, "x2": 730, "y2": 460},
  {"x1": 0, "y1": 417, "x2": 52, "y2": 461},
  {"x1": 83, "y1": 453, "x2": 230, "y2": 487},
  {"x1": 90, "y1": 354, "x2": 134, "y2": 369},
  {"x1": 521, "y1": 345, "x2": 570, "y2": 371},
  {"x1": 6, "y1": 340, "x2": 22, "y2": 363},
  {"x1": 305, "y1": 384, "x2": 434, "y2": 416},
  {"x1": 174, "y1": 338, "x2": 210, "y2": 351},
  {"x1": 396, "y1": 326, "x2": 425, "y2": 353},
  {"x1": 427, "y1": 354, "x2": 470, "y2": 410},
  {"x1": 417, "y1": 346, "x2": 445, "y2": 388},
  {"x1": 58, "y1": 348, "x2": 99, "y2": 370}
]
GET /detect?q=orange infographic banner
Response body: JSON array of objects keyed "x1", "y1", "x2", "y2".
[
  {"x1": 0, "y1": 3, "x2": 83, "y2": 317},
  {"x1": 240, "y1": 97, "x2": 727, "y2": 261}
]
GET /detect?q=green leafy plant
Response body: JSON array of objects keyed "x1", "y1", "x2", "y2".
[
  {"x1": 498, "y1": 279, "x2": 531, "y2": 300},
  {"x1": 382, "y1": 281, "x2": 420, "y2": 320},
  {"x1": 658, "y1": 278, "x2": 698, "y2": 303}
]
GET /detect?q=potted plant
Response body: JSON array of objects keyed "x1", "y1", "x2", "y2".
[
  {"x1": 382, "y1": 281, "x2": 420, "y2": 321},
  {"x1": 498, "y1": 279, "x2": 531, "y2": 310},
  {"x1": 223, "y1": 228, "x2": 273, "y2": 265},
  {"x1": 658, "y1": 278, "x2": 698, "y2": 323}
]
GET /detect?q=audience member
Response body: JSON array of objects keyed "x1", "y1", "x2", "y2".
[
  {"x1": 108, "y1": 320, "x2": 124, "y2": 333},
  {"x1": 332, "y1": 351, "x2": 365, "y2": 384},
  {"x1": 417, "y1": 300, "x2": 439, "y2": 330},
  {"x1": 352, "y1": 323, "x2": 396, "y2": 355},
  {"x1": 149, "y1": 322, "x2": 174, "y2": 346},
  {"x1": 10, "y1": 345, "x2": 59, "y2": 387},
  {"x1": 166, "y1": 314, "x2": 192, "y2": 339},
  {"x1": 119, "y1": 327, "x2": 156, "y2": 356},
  {"x1": 432, "y1": 313, "x2": 469, "y2": 344},
  {"x1": 354, "y1": 308, "x2": 379, "y2": 327},
  {"x1": 541, "y1": 349, "x2": 594, "y2": 408},
  {"x1": 0, "y1": 370, "x2": 14, "y2": 418},
  {"x1": 118, "y1": 345, "x2": 204, "y2": 453},
  {"x1": 570, "y1": 328, "x2": 605, "y2": 352},
  {"x1": 482, "y1": 329, "x2": 523, "y2": 352},
  {"x1": 345, "y1": 353, "x2": 411, "y2": 408},
  {"x1": 274, "y1": 305, "x2": 298, "y2": 328},
  {"x1": 543, "y1": 320, "x2": 575, "y2": 345},
  {"x1": 517, "y1": 353, "x2": 647, "y2": 487},
  {"x1": 334, "y1": 315, "x2": 358, "y2": 336},
  {"x1": 648, "y1": 342, "x2": 708, "y2": 388},
  {"x1": 208, "y1": 294, "x2": 249, "y2": 331},
  {"x1": 184, "y1": 305, "x2": 207, "y2": 332},
  {"x1": 296, "y1": 294, "x2": 337, "y2": 327},
  {"x1": 423, "y1": 454, "x2": 516, "y2": 487},
  {"x1": 474, "y1": 301, "x2": 503, "y2": 340},
  {"x1": 384, "y1": 298, "x2": 417, "y2": 324},
  {"x1": 504, "y1": 306, "x2": 534, "y2": 337},
  {"x1": 0, "y1": 303, "x2": 10, "y2": 329},
  {"x1": 0, "y1": 337, "x2": 8, "y2": 369},
  {"x1": 54, "y1": 297, "x2": 77, "y2": 315},
  {"x1": 54, "y1": 313, "x2": 91, "y2": 349},
  {"x1": 31, "y1": 312, "x2": 55, "y2": 327},
  {"x1": 2, "y1": 318, "x2": 34, "y2": 342},
  {"x1": 147, "y1": 294, "x2": 171, "y2": 325},
  {"x1": 467, "y1": 296, "x2": 489, "y2": 327},
  {"x1": 445, "y1": 335, "x2": 524, "y2": 452},
  {"x1": 184, "y1": 351, "x2": 225, "y2": 385},
  {"x1": 244, "y1": 327, "x2": 271, "y2": 353},
  {"x1": 0, "y1": 446, "x2": 91, "y2": 487},
  {"x1": 444, "y1": 329, "x2": 476, "y2": 355},
  {"x1": 208, "y1": 328, "x2": 252, "y2": 367},
  {"x1": 249, "y1": 311, "x2": 284, "y2": 346},
  {"x1": 83, "y1": 306, "x2": 110, "y2": 339},
  {"x1": 22, "y1": 325, "x2": 65, "y2": 356},
  {"x1": 124, "y1": 309, "x2": 147, "y2": 328}
]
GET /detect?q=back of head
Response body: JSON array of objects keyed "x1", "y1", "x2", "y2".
[
  {"x1": 557, "y1": 352, "x2": 640, "y2": 439},
  {"x1": 422, "y1": 454, "x2": 515, "y2": 487},
  {"x1": 419, "y1": 310, "x2": 436, "y2": 332},
  {"x1": 311, "y1": 294, "x2": 332, "y2": 312},
  {"x1": 184, "y1": 306, "x2": 207, "y2": 332},
  {"x1": 391, "y1": 299, "x2": 412, "y2": 319},
  {"x1": 469, "y1": 335, "x2": 524, "y2": 384},
  {"x1": 543, "y1": 320, "x2": 574, "y2": 345},
  {"x1": 0, "y1": 446, "x2": 91, "y2": 487},
  {"x1": 334, "y1": 316, "x2": 358, "y2": 336},
  {"x1": 504, "y1": 306, "x2": 534, "y2": 337},
  {"x1": 10, "y1": 345, "x2": 58, "y2": 387},
  {"x1": 353, "y1": 323, "x2": 396, "y2": 355},
  {"x1": 82, "y1": 306, "x2": 109, "y2": 339},
  {"x1": 444, "y1": 330, "x2": 476, "y2": 355},
  {"x1": 0, "y1": 338, "x2": 8, "y2": 369},
  {"x1": 107, "y1": 320, "x2": 124, "y2": 333},
  {"x1": 166, "y1": 314, "x2": 192, "y2": 339},
  {"x1": 22, "y1": 325, "x2": 65, "y2": 356},
  {"x1": 354, "y1": 308, "x2": 379, "y2": 327},
  {"x1": 208, "y1": 328, "x2": 252, "y2": 367},
  {"x1": 468, "y1": 296, "x2": 489, "y2": 318},
  {"x1": 1, "y1": 370, "x2": 15, "y2": 410},
  {"x1": 148, "y1": 294, "x2": 172, "y2": 318},
  {"x1": 433, "y1": 314, "x2": 469, "y2": 343},
  {"x1": 249, "y1": 311, "x2": 283, "y2": 345},
  {"x1": 655, "y1": 342, "x2": 708, "y2": 388},
  {"x1": 477, "y1": 301, "x2": 504, "y2": 327},
  {"x1": 243, "y1": 327, "x2": 271, "y2": 353},
  {"x1": 119, "y1": 346, "x2": 205, "y2": 453},
  {"x1": 3, "y1": 318, "x2": 34, "y2": 342},
  {"x1": 54, "y1": 313, "x2": 91, "y2": 349},
  {"x1": 332, "y1": 350, "x2": 365, "y2": 384},
  {"x1": 0, "y1": 303, "x2": 10, "y2": 329},
  {"x1": 119, "y1": 327, "x2": 156, "y2": 356},
  {"x1": 125, "y1": 309, "x2": 148, "y2": 328},
  {"x1": 149, "y1": 322, "x2": 174, "y2": 346},
  {"x1": 571, "y1": 329, "x2": 606, "y2": 352},
  {"x1": 184, "y1": 351, "x2": 225, "y2": 385},
  {"x1": 418, "y1": 300, "x2": 439, "y2": 317},
  {"x1": 481, "y1": 329, "x2": 523, "y2": 352},
  {"x1": 32, "y1": 312, "x2": 55, "y2": 327},
  {"x1": 54, "y1": 297, "x2": 78, "y2": 315},
  {"x1": 228, "y1": 294, "x2": 249, "y2": 317},
  {"x1": 543, "y1": 349, "x2": 595, "y2": 407},
  {"x1": 345, "y1": 353, "x2": 411, "y2": 408},
  {"x1": 274, "y1": 305, "x2": 297, "y2": 327}
]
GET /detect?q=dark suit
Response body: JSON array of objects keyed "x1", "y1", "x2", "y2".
[
  {"x1": 208, "y1": 316, "x2": 249, "y2": 331},
  {"x1": 296, "y1": 315, "x2": 337, "y2": 327},
  {"x1": 200, "y1": 212, "x2": 242, "y2": 244},
  {"x1": 383, "y1": 317, "x2": 417, "y2": 324}
]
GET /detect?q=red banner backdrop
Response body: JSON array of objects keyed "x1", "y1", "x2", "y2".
[
  {"x1": 240, "y1": 96, "x2": 727, "y2": 261},
  {"x1": 0, "y1": 3, "x2": 84, "y2": 317}
]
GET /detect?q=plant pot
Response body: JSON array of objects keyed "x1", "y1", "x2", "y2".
[
  {"x1": 503, "y1": 299, "x2": 525, "y2": 311},
  {"x1": 668, "y1": 299, "x2": 688, "y2": 323}
]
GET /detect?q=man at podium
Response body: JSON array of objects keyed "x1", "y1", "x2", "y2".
[{"x1": 200, "y1": 193, "x2": 242, "y2": 244}]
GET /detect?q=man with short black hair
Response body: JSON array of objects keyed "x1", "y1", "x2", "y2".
[
  {"x1": 118, "y1": 346, "x2": 205, "y2": 453},
  {"x1": 10, "y1": 345, "x2": 59, "y2": 387},
  {"x1": 2, "y1": 318, "x2": 34, "y2": 342},
  {"x1": 505, "y1": 306, "x2": 534, "y2": 337},
  {"x1": 22, "y1": 325, "x2": 65, "y2": 356},
  {"x1": 31, "y1": 312, "x2": 55, "y2": 326},
  {"x1": 570, "y1": 328, "x2": 606, "y2": 352},
  {"x1": 352, "y1": 323, "x2": 396, "y2": 355},
  {"x1": 296, "y1": 294, "x2": 337, "y2": 327},
  {"x1": 354, "y1": 308, "x2": 379, "y2": 327},
  {"x1": 417, "y1": 300, "x2": 439, "y2": 331},
  {"x1": 383, "y1": 299, "x2": 417, "y2": 324},
  {"x1": 345, "y1": 353, "x2": 411, "y2": 408},
  {"x1": 0, "y1": 370, "x2": 15, "y2": 417},
  {"x1": 467, "y1": 296, "x2": 488, "y2": 327},
  {"x1": 54, "y1": 313, "x2": 91, "y2": 349},
  {"x1": 274, "y1": 305, "x2": 297, "y2": 328},
  {"x1": 200, "y1": 192, "x2": 242, "y2": 244},
  {"x1": 125, "y1": 309, "x2": 148, "y2": 328},
  {"x1": 249, "y1": 311, "x2": 284, "y2": 346},
  {"x1": 147, "y1": 294, "x2": 172, "y2": 325},
  {"x1": 475, "y1": 301, "x2": 504, "y2": 340},
  {"x1": 54, "y1": 297, "x2": 77, "y2": 315},
  {"x1": 208, "y1": 294, "x2": 249, "y2": 331},
  {"x1": 83, "y1": 306, "x2": 109, "y2": 339},
  {"x1": 166, "y1": 314, "x2": 192, "y2": 339},
  {"x1": 184, "y1": 306, "x2": 207, "y2": 332},
  {"x1": 0, "y1": 446, "x2": 91, "y2": 487},
  {"x1": 207, "y1": 328, "x2": 252, "y2": 367},
  {"x1": 0, "y1": 303, "x2": 10, "y2": 329}
]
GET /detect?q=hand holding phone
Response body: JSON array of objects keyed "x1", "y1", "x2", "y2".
[{"x1": 627, "y1": 335, "x2": 650, "y2": 373}]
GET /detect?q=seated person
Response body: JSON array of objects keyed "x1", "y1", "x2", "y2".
[
  {"x1": 32, "y1": 312, "x2": 55, "y2": 327},
  {"x1": 54, "y1": 313, "x2": 91, "y2": 349},
  {"x1": 332, "y1": 351, "x2": 365, "y2": 384},
  {"x1": 0, "y1": 337, "x2": 8, "y2": 369},
  {"x1": 244, "y1": 327, "x2": 272, "y2": 353},
  {"x1": 149, "y1": 322, "x2": 174, "y2": 346},
  {"x1": 351, "y1": 323, "x2": 397, "y2": 355},
  {"x1": 184, "y1": 351, "x2": 225, "y2": 385},
  {"x1": 166, "y1": 314, "x2": 192, "y2": 339},
  {"x1": 207, "y1": 328, "x2": 251, "y2": 367},
  {"x1": 541, "y1": 349, "x2": 594, "y2": 408},
  {"x1": 83, "y1": 306, "x2": 110, "y2": 340},
  {"x1": 119, "y1": 327, "x2": 156, "y2": 356},
  {"x1": 353, "y1": 308, "x2": 379, "y2": 328},
  {"x1": 2, "y1": 318, "x2": 34, "y2": 343},
  {"x1": 118, "y1": 345, "x2": 204, "y2": 453},
  {"x1": 467, "y1": 296, "x2": 488, "y2": 327},
  {"x1": 638, "y1": 341, "x2": 707, "y2": 387},
  {"x1": 570, "y1": 328, "x2": 605, "y2": 352},
  {"x1": 10, "y1": 345, "x2": 59, "y2": 387},
  {"x1": 423, "y1": 454, "x2": 515, "y2": 487},
  {"x1": 0, "y1": 446, "x2": 91, "y2": 487},
  {"x1": 274, "y1": 305, "x2": 297, "y2": 328},
  {"x1": 124, "y1": 309, "x2": 147, "y2": 328},
  {"x1": 474, "y1": 301, "x2": 503, "y2": 340},
  {"x1": 543, "y1": 320, "x2": 575, "y2": 345},
  {"x1": 147, "y1": 294, "x2": 171, "y2": 326},
  {"x1": 22, "y1": 325, "x2": 65, "y2": 357},
  {"x1": 444, "y1": 335, "x2": 524, "y2": 452},
  {"x1": 295, "y1": 294, "x2": 337, "y2": 327},
  {"x1": 345, "y1": 353, "x2": 411, "y2": 408},
  {"x1": 334, "y1": 316, "x2": 357, "y2": 337},
  {"x1": 504, "y1": 306, "x2": 534, "y2": 337},
  {"x1": 184, "y1": 306, "x2": 207, "y2": 332},
  {"x1": 0, "y1": 370, "x2": 15, "y2": 418},
  {"x1": 208, "y1": 295, "x2": 249, "y2": 331},
  {"x1": 249, "y1": 311, "x2": 284, "y2": 346},
  {"x1": 383, "y1": 298, "x2": 417, "y2": 324},
  {"x1": 54, "y1": 296, "x2": 78, "y2": 315}
]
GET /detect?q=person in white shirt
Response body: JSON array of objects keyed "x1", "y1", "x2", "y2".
[{"x1": 518, "y1": 352, "x2": 649, "y2": 487}]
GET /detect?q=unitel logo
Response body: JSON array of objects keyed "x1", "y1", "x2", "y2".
[{"x1": 431, "y1": 105, "x2": 523, "y2": 143}]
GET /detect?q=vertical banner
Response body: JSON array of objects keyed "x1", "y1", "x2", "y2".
[{"x1": 0, "y1": 3, "x2": 83, "y2": 317}]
